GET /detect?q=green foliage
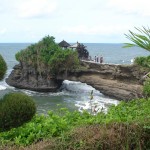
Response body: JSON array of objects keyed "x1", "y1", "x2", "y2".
[
  {"x1": 106, "y1": 98, "x2": 150, "y2": 123},
  {"x1": 76, "y1": 43, "x2": 89, "y2": 59},
  {"x1": 48, "y1": 49, "x2": 79, "y2": 74},
  {"x1": 15, "y1": 35, "x2": 80, "y2": 75},
  {"x1": 0, "y1": 98, "x2": 149, "y2": 148},
  {"x1": 124, "y1": 26, "x2": 150, "y2": 51},
  {"x1": 0, "y1": 93, "x2": 36, "y2": 132},
  {"x1": 134, "y1": 55, "x2": 150, "y2": 68},
  {"x1": 0, "y1": 54, "x2": 7, "y2": 80},
  {"x1": 143, "y1": 79, "x2": 150, "y2": 97}
]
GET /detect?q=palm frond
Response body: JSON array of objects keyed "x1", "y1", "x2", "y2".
[
  {"x1": 123, "y1": 43, "x2": 136, "y2": 48},
  {"x1": 123, "y1": 26, "x2": 150, "y2": 51}
]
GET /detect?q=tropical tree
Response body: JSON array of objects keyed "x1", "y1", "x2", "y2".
[
  {"x1": 76, "y1": 43, "x2": 89, "y2": 59},
  {"x1": 123, "y1": 26, "x2": 150, "y2": 51}
]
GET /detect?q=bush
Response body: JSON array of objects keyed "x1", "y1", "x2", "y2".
[
  {"x1": 143, "y1": 79, "x2": 150, "y2": 97},
  {"x1": 134, "y1": 55, "x2": 150, "y2": 68},
  {"x1": 0, "y1": 54, "x2": 7, "y2": 80},
  {"x1": 48, "y1": 122, "x2": 150, "y2": 150},
  {"x1": 0, "y1": 93, "x2": 36, "y2": 131}
]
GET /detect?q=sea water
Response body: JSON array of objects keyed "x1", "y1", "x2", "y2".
[{"x1": 0, "y1": 43, "x2": 149, "y2": 114}]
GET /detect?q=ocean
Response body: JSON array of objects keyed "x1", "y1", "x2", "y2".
[{"x1": 0, "y1": 43, "x2": 149, "y2": 114}]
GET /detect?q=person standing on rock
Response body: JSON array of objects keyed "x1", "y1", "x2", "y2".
[
  {"x1": 95, "y1": 56, "x2": 97, "y2": 62},
  {"x1": 100, "y1": 56, "x2": 103, "y2": 63},
  {"x1": 97, "y1": 55, "x2": 99, "y2": 63}
]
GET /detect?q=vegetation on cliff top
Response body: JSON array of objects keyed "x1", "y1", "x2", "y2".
[
  {"x1": 134, "y1": 55, "x2": 150, "y2": 68},
  {"x1": 15, "y1": 36, "x2": 79, "y2": 75}
]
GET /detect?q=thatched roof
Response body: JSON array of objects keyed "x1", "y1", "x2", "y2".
[{"x1": 58, "y1": 40, "x2": 70, "y2": 48}]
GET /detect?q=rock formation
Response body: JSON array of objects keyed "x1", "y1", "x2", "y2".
[
  {"x1": 6, "y1": 63, "x2": 63, "y2": 92},
  {"x1": 57, "y1": 61, "x2": 148, "y2": 101},
  {"x1": 6, "y1": 61, "x2": 149, "y2": 101}
]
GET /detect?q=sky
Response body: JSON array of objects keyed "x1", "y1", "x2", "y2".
[{"x1": 0, "y1": 0, "x2": 150, "y2": 43}]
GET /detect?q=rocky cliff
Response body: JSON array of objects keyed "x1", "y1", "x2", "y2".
[
  {"x1": 57, "y1": 61, "x2": 148, "y2": 100},
  {"x1": 6, "y1": 63, "x2": 63, "y2": 92},
  {"x1": 6, "y1": 61, "x2": 148, "y2": 101}
]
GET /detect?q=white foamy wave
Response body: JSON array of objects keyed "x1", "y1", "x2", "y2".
[
  {"x1": 21, "y1": 90, "x2": 38, "y2": 96},
  {"x1": 61, "y1": 80, "x2": 101, "y2": 95},
  {"x1": 0, "y1": 85, "x2": 6, "y2": 90},
  {"x1": 0, "y1": 69, "x2": 15, "y2": 90},
  {"x1": 61, "y1": 80, "x2": 119, "y2": 114},
  {"x1": 0, "y1": 80, "x2": 9, "y2": 90},
  {"x1": 2, "y1": 80, "x2": 15, "y2": 90},
  {"x1": 48, "y1": 91, "x2": 71, "y2": 96},
  {"x1": 75, "y1": 96, "x2": 119, "y2": 114},
  {"x1": 131, "y1": 58, "x2": 135, "y2": 64},
  {"x1": 13, "y1": 88, "x2": 71, "y2": 97}
]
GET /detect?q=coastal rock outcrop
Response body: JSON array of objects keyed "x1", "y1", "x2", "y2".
[
  {"x1": 6, "y1": 63, "x2": 63, "y2": 92},
  {"x1": 6, "y1": 61, "x2": 148, "y2": 101},
  {"x1": 57, "y1": 61, "x2": 148, "y2": 101}
]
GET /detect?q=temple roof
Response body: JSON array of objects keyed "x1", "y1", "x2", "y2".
[{"x1": 58, "y1": 40, "x2": 70, "y2": 48}]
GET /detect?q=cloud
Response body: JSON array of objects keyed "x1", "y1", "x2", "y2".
[
  {"x1": 16, "y1": 0, "x2": 57, "y2": 18},
  {"x1": 108, "y1": 0, "x2": 150, "y2": 16},
  {"x1": 0, "y1": 28, "x2": 7, "y2": 35},
  {"x1": 60, "y1": 24, "x2": 129, "y2": 36}
]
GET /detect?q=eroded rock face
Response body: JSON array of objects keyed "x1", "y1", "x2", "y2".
[
  {"x1": 6, "y1": 63, "x2": 63, "y2": 92},
  {"x1": 6, "y1": 61, "x2": 148, "y2": 100},
  {"x1": 57, "y1": 61, "x2": 148, "y2": 101}
]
